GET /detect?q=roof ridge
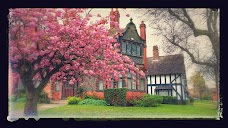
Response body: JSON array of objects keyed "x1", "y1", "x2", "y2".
[{"x1": 147, "y1": 54, "x2": 183, "y2": 58}]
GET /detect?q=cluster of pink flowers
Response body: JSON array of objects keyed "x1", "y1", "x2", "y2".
[{"x1": 9, "y1": 8, "x2": 145, "y2": 88}]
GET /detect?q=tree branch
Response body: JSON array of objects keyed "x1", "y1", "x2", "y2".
[
  {"x1": 36, "y1": 63, "x2": 64, "y2": 93},
  {"x1": 163, "y1": 35, "x2": 215, "y2": 68},
  {"x1": 32, "y1": 52, "x2": 50, "y2": 66},
  {"x1": 168, "y1": 8, "x2": 210, "y2": 37}
]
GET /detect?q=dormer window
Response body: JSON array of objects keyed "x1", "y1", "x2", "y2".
[{"x1": 127, "y1": 42, "x2": 131, "y2": 54}]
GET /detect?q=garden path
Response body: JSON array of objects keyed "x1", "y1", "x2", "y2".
[{"x1": 8, "y1": 100, "x2": 68, "y2": 121}]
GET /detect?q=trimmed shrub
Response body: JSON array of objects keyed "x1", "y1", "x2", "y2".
[
  {"x1": 104, "y1": 88, "x2": 127, "y2": 106},
  {"x1": 128, "y1": 98, "x2": 141, "y2": 106},
  {"x1": 127, "y1": 95, "x2": 142, "y2": 106},
  {"x1": 162, "y1": 96, "x2": 178, "y2": 104},
  {"x1": 67, "y1": 96, "x2": 82, "y2": 105},
  {"x1": 78, "y1": 99, "x2": 107, "y2": 106},
  {"x1": 138, "y1": 94, "x2": 163, "y2": 107},
  {"x1": 39, "y1": 91, "x2": 51, "y2": 104},
  {"x1": 84, "y1": 94, "x2": 101, "y2": 100}
]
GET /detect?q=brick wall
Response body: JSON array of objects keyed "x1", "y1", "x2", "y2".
[
  {"x1": 43, "y1": 83, "x2": 52, "y2": 99},
  {"x1": 85, "y1": 91, "x2": 104, "y2": 99},
  {"x1": 126, "y1": 91, "x2": 146, "y2": 101},
  {"x1": 85, "y1": 91, "x2": 146, "y2": 101}
]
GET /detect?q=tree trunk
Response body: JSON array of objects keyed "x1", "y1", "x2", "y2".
[{"x1": 23, "y1": 81, "x2": 39, "y2": 117}]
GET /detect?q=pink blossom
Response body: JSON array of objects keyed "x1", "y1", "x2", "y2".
[
  {"x1": 9, "y1": 8, "x2": 145, "y2": 93},
  {"x1": 97, "y1": 14, "x2": 101, "y2": 17}
]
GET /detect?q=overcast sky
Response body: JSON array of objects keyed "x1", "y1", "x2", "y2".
[{"x1": 89, "y1": 8, "x2": 216, "y2": 89}]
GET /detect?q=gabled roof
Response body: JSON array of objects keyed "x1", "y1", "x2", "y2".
[
  {"x1": 108, "y1": 18, "x2": 145, "y2": 45},
  {"x1": 121, "y1": 18, "x2": 145, "y2": 44},
  {"x1": 147, "y1": 54, "x2": 186, "y2": 75}
]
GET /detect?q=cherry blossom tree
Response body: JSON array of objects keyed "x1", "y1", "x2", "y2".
[{"x1": 9, "y1": 8, "x2": 145, "y2": 117}]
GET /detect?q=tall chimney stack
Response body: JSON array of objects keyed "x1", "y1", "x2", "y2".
[
  {"x1": 153, "y1": 45, "x2": 159, "y2": 60},
  {"x1": 114, "y1": 8, "x2": 120, "y2": 25},
  {"x1": 110, "y1": 8, "x2": 115, "y2": 28},
  {"x1": 140, "y1": 21, "x2": 147, "y2": 71},
  {"x1": 140, "y1": 21, "x2": 146, "y2": 41}
]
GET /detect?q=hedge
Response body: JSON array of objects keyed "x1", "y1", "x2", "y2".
[
  {"x1": 162, "y1": 96, "x2": 178, "y2": 104},
  {"x1": 104, "y1": 88, "x2": 127, "y2": 106},
  {"x1": 138, "y1": 94, "x2": 163, "y2": 107},
  {"x1": 78, "y1": 99, "x2": 107, "y2": 106}
]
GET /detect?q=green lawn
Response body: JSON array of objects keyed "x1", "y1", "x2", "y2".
[
  {"x1": 9, "y1": 97, "x2": 42, "y2": 111},
  {"x1": 38, "y1": 100, "x2": 219, "y2": 119}
]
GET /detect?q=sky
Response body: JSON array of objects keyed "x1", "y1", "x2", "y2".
[{"x1": 89, "y1": 8, "x2": 216, "y2": 89}]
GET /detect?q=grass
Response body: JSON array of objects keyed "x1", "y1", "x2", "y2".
[
  {"x1": 38, "y1": 100, "x2": 219, "y2": 119},
  {"x1": 9, "y1": 97, "x2": 42, "y2": 111}
]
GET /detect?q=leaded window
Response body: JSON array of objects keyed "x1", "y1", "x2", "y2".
[
  {"x1": 56, "y1": 81, "x2": 60, "y2": 91},
  {"x1": 127, "y1": 72, "x2": 132, "y2": 89},
  {"x1": 121, "y1": 41, "x2": 126, "y2": 53},
  {"x1": 140, "y1": 79, "x2": 145, "y2": 91},
  {"x1": 128, "y1": 78, "x2": 132, "y2": 89},
  {"x1": 132, "y1": 80, "x2": 137, "y2": 90},
  {"x1": 137, "y1": 45, "x2": 141, "y2": 56},
  {"x1": 127, "y1": 43, "x2": 131, "y2": 54},
  {"x1": 132, "y1": 43, "x2": 136, "y2": 55},
  {"x1": 118, "y1": 74, "x2": 123, "y2": 88},
  {"x1": 98, "y1": 81, "x2": 103, "y2": 90}
]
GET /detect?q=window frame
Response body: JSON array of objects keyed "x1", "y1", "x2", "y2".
[
  {"x1": 121, "y1": 41, "x2": 126, "y2": 53},
  {"x1": 98, "y1": 80, "x2": 104, "y2": 90},
  {"x1": 136, "y1": 45, "x2": 141, "y2": 56},
  {"x1": 140, "y1": 79, "x2": 145, "y2": 91},
  {"x1": 56, "y1": 81, "x2": 60, "y2": 91},
  {"x1": 132, "y1": 43, "x2": 137, "y2": 56},
  {"x1": 127, "y1": 42, "x2": 131, "y2": 55}
]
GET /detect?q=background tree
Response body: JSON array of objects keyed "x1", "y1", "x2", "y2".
[
  {"x1": 138, "y1": 8, "x2": 219, "y2": 106},
  {"x1": 190, "y1": 72, "x2": 210, "y2": 99},
  {"x1": 9, "y1": 8, "x2": 145, "y2": 117}
]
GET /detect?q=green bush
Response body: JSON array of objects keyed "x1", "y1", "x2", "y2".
[
  {"x1": 84, "y1": 94, "x2": 101, "y2": 100},
  {"x1": 67, "y1": 96, "x2": 82, "y2": 105},
  {"x1": 78, "y1": 99, "x2": 107, "y2": 106},
  {"x1": 138, "y1": 94, "x2": 163, "y2": 107},
  {"x1": 17, "y1": 88, "x2": 26, "y2": 98},
  {"x1": 76, "y1": 87, "x2": 85, "y2": 98},
  {"x1": 9, "y1": 95, "x2": 17, "y2": 102},
  {"x1": 189, "y1": 97, "x2": 194, "y2": 104},
  {"x1": 39, "y1": 91, "x2": 51, "y2": 104},
  {"x1": 162, "y1": 96, "x2": 178, "y2": 104},
  {"x1": 128, "y1": 98, "x2": 141, "y2": 106},
  {"x1": 201, "y1": 96, "x2": 212, "y2": 100},
  {"x1": 104, "y1": 88, "x2": 127, "y2": 106}
]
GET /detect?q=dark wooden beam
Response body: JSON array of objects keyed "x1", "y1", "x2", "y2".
[
  {"x1": 150, "y1": 75, "x2": 153, "y2": 95},
  {"x1": 180, "y1": 74, "x2": 183, "y2": 101},
  {"x1": 160, "y1": 75, "x2": 161, "y2": 84},
  {"x1": 165, "y1": 74, "x2": 166, "y2": 84},
  {"x1": 175, "y1": 74, "x2": 178, "y2": 100}
]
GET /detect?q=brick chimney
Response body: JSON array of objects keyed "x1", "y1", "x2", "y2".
[
  {"x1": 140, "y1": 21, "x2": 146, "y2": 41},
  {"x1": 110, "y1": 8, "x2": 120, "y2": 29},
  {"x1": 153, "y1": 45, "x2": 159, "y2": 60},
  {"x1": 140, "y1": 21, "x2": 147, "y2": 71},
  {"x1": 114, "y1": 8, "x2": 120, "y2": 24},
  {"x1": 110, "y1": 8, "x2": 115, "y2": 28}
]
